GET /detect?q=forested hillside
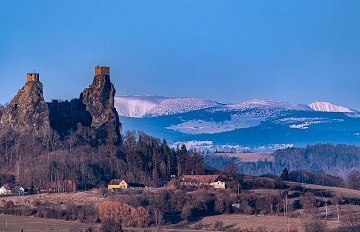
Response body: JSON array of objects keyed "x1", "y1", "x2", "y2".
[
  {"x1": 205, "y1": 144, "x2": 360, "y2": 179},
  {"x1": 0, "y1": 127, "x2": 204, "y2": 190}
]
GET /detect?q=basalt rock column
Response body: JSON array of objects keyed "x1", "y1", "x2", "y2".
[
  {"x1": 0, "y1": 73, "x2": 50, "y2": 138},
  {"x1": 80, "y1": 66, "x2": 121, "y2": 144}
]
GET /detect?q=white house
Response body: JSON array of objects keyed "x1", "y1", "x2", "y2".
[
  {"x1": 181, "y1": 175, "x2": 228, "y2": 189},
  {"x1": 210, "y1": 180, "x2": 227, "y2": 189},
  {"x1": 16, "y1": 187, "x2": 25, "y2": 195},
  {"x1": 0, "y1": 186, "x2": 7, "y2": 194},
  {"x1": 0, "y1": 186, "x2": 11, "y2": 194}
]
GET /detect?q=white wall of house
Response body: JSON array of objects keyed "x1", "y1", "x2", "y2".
[
  {"x1": 210, "y1": 181, "x2": 226, "y2": 189},
  {"x1": 0, "y1": 187, "x2": 7, "y2": 194}
]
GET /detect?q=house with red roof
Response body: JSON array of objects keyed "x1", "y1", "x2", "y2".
[{"x1": 181, "y1": 175, "x2": 227, "y2": 189}]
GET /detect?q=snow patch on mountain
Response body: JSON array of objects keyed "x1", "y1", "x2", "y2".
[
  {"x1": 275, "y1": 117, "x2": 326, "y2": 129},
  {"x1": 145, "y1": 97, "x2": 221, "y2": 117},
  {"x1": 229, "y1": 99, "x2": 312, "y2": 111},
  {"x1": 115, "y1": 95, "x2": 168, "y2": 117},
  {"x1": 309, "y1": 101, "x2": 355, "y2": 113},
  {"x1": 115, "y1": 95, "x2": 221, "y2": 117},
  {"x1": 166, "y1": 115, "x2": 260, "y2": 134}
]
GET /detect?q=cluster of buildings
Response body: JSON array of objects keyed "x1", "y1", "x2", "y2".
[
  {"x1": 0, "y1": 186, "x2": 25, "y2": 195},
  {"x1": 0, "y1": 175, "x2": 228, "y2": 197},
  {"x1": 107, "y1": 175, "x2": 228, "y2": 190}
]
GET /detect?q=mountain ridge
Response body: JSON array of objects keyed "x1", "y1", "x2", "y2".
[
  {"x1": 117, "y1": 95, "x2": 360, "y2": 151},
  {"x1": 115, "y1": 95, "x2": 356, "y2": 118}
]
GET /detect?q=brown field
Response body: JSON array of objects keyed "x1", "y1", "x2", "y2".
[
  {"x1": 290, "y1": 182, "x2": 360, "y2": 198},
  {"x1": 0, "y1": 214, "x2": 91, "y2": 232},
  {"x1": 188, "y1": 214, "x2": 342, "y2": 232},
  {"x1": 0, "y1": 189, "x2": 106, "y2": 208},
  {"x1": 215, "y1": 152, "x2": 274, "y2": 162}
]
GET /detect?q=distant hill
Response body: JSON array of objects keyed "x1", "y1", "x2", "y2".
[
  {"x1": 205, "y1": 143, "x2": 360, "y2": 178},
  {"x1": 116, "y1": 95, "x2": 360, "y2": 151}
]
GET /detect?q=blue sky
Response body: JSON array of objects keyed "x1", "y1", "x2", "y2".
[{"x1": 1, "y1": 1, "x2": 359, "y2": 110}]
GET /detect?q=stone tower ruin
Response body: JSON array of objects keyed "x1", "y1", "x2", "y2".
[
  {"x1": 26, "y1": 73, "x2": 40, "y2": 82},
  {"x1": 95, "y1": 66, "x2": 110, "y2": 76}
]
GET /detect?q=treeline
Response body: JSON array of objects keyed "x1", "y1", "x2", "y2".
[
  {"x1": 286, "y1": 170, "x2": 344, "y2": 187},
  {"x1": 205, "y1": 144, "x2": 360, "y2": 179},
  {"x1": 0, "y1": 127, "x2": 205, "y2": 190},
  {"x1": 272, "y1": 144, "x2": 360, "y2": 177}
]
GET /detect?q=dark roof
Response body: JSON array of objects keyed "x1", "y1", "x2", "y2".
[{"x1": 182, "y1": 175, "x2": 220, "y2": 184}]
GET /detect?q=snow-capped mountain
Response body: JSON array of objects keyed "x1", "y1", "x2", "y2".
[
  {"x1": 116, "y1": 96, "x2": 313, "y2": 118},
  {"x1": 309, "y1": 101, "x2": 356, "y2": 113},
  {"x1": 228, "y1": 99, "x2": 312, "y2": 111},
  {"x1": 115, "y1": 95, "x2": 222, "y2": 117},
  {"x1": 117, "y1": 95, "x2": 360, "y2": 151}
]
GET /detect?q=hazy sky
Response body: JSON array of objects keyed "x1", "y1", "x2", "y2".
[{"x1": 1, "y1": 1, "x2": 359, "y2": 110}]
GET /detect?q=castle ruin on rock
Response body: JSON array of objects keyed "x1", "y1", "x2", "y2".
[
  {"x1": 80, "y1": 66, "x2": 122, "y2": 144},
  {"x1": 0, "y1": 73, "x2": 50, "y2": 138},
  {"x1": 0, "y1": 66, "x2": 122, "y2": 146}
]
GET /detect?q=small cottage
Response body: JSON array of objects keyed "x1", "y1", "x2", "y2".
[
  {"x1": 16, "y1": 186, "x2": 25, "y2": 195},
  {"x1": 108, "y1": 179, "x2": 145, "y2": 190},
  {"x1": 181, "y1": 175, "x2": 227, "y2": 189},
  {"x1": 0, "y1": 186, "x2": 8, "y2": 194}
]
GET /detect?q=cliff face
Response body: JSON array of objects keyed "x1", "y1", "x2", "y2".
[
  {"x1": 0, "y1": 79, "x2": 50, "y2": 137},
  {"x1": 80, "y1": 74, "x2": 121, "y2": 144},
  {"x1": 0, "y1": 67, "x2": 121, "y2": 146}
]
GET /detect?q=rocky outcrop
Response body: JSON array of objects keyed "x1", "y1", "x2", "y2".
[
  {"x1": 0, "y1": 76, "x2": 50, "y2": 138},
  {"x1": 80, "y1": 72, "x2": 121, "y2": 144},
  {"x1": 1, "y1": 67, "x2": 122, "y2": 147}
]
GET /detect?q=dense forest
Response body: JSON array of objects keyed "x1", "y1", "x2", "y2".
[{"x1": 205, "y1": 144, "x2": 360, "y2": 179}]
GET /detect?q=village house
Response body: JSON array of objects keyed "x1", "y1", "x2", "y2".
[
  {"x1": 107, "y1": 179, "x2": 145, "y2": 190},
  {"x1": 0, "y1": 186, "x2": 10, "y2": 194},
  {"x1": 16, "y1": 186, "x2": 25, "y2": 195},
  {"x1": 181, "y1": 175, "x2": 227, "y2": 189}
]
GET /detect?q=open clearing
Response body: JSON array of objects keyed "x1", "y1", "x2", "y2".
[
  {"x1": 0, "y1": 214, "x2": 91, "y2": 232},
  {"x1": 189, "y1": 214, "x2": 341, "y2": 232},
  {"x1": 291, "y1": 182, "x2": 360, "y2": 198},
  {"x1": 0, "y1": 190, "x2": 106, "y2": 208},
  {"x1": 0, "y1": 213, "x2": 347, "y2": 232},
  {"x1": 215, "y1": 152, "x2": 274, "y2": 162}
]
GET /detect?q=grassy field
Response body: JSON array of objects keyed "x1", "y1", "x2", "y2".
[
  {"x1": 0, "y1": 214, "x2": 92, "y2": 232},
  {"x1": 214, "y1": 152, "x2": 274, "y2": 162},
  {"x1": 292, "y1": 182, "x2": 360, "y2": 198},
  {"x1": 188, "y1": 214, "x2": 341, "y2": 232},
  {"x1": 0, "y1": 213, "x2": 346, "y2": 232},
  {"x1": 0, "y1": 183, "x2": 359, "y2": 231}
]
